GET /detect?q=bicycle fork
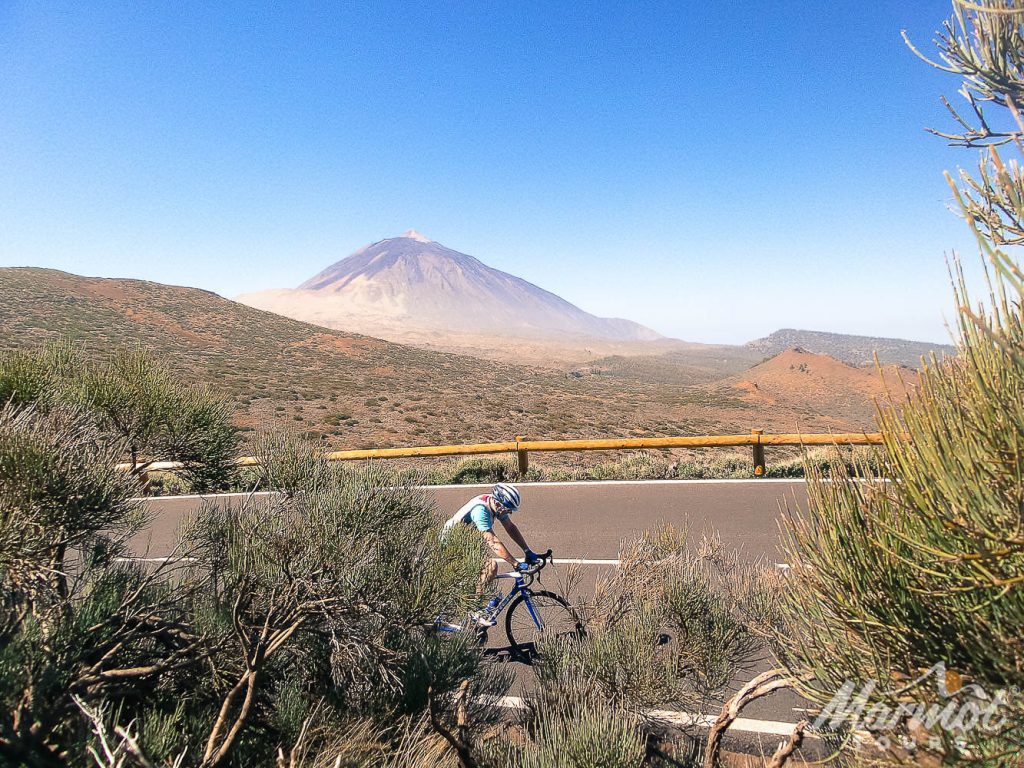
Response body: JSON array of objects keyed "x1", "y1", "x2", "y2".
[{"x1": 521, "y1": 590, "x2": 545, "y2": 630}]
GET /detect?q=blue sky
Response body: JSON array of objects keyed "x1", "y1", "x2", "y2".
[{"x1": 0, "y1": 1, "x2": 992, "y2": 344}]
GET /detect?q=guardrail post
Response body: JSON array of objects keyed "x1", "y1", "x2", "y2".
[
  {"x1": 516, "y1": 435, "x2": 529, "y2": 477},
  {"x1": 751, "y1": 429, "x2": 765, "y2": 477}
]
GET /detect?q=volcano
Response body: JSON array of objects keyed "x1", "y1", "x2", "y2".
[{"x1": 235, "y1": 231, "x2": 661, "y2": 343}]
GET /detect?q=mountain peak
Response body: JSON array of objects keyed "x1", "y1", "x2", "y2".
[
  {"x1": 400, "y1": 229, "x2": 432, "y2": 243},
  {"x1": 238, "y1": 234, "x2": 662, "y2": 343}
]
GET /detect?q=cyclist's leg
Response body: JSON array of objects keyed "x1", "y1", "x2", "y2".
[
  {"x1": 477, "y1": 561, "x2": 497, "y2": 606},
  {"x1": 469, "y1": 558, "x2": 502, "y2": 627},
  {"x1": 479, "y1": 557, "x2": 497, "y2": 594}
]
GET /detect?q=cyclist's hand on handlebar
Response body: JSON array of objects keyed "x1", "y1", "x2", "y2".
[{"x1": 524, "y1": 548, "x2": 539, "y2": 564}]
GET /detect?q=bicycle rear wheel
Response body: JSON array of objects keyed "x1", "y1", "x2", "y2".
[{"x1": 504, "y1": 590, "x2": 583, "y2": 658}]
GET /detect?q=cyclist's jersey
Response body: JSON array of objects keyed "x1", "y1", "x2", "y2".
[{"x1": 442, "y1": 494, "x2": 510, "y2": 536}]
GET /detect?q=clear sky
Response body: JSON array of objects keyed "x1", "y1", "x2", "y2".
[{"x1": 0, "y1": 1, "x2": 993, "y2": 345}]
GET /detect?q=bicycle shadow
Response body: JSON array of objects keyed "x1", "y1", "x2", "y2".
[
  {"x1": 481, "y1": 641, "x2": 539, "y2": 665},
  {"x1": 483, "y1": 633, "x2": 666, "y2": 666}
]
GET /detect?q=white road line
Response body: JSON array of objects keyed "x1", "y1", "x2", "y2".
[
  {"x1": 487, "y1": 696, "x2": 811, "y2": 738},
  {"x1": 122, "y1": 555, "x2": 612, "y2": 567},
  {"x1": 133, "y1": 491, "x2": 274, "y2": 502},
  {"x1": 424, "y1": 478, "x2": 810, "y2": 490},
  {"x1": 490, "y1": 558, "x2": 792, "y2": 569},
  {"x1": 647, "y1": 709, "x2": 809, "y2": 737},
  {"x1": 491, "y1": 557, "x2": 620, "y2": 568},
  {"x1": 120, "y1": 554, "x2": 791, "y2": 571},
  {"x1": 553, "y1": 559, "x2": 793, "y2": 570},
  {"x1": 136, "y1": 476, "x2": 890, "y2": 503},
  {"x1": 427, "y1": 478, "x2": 886, "y2": 490}
]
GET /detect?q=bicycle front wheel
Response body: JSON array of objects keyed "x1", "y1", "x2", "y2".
[{"x1": 504, "y1": 590, "x2": 583, "y2": 657}]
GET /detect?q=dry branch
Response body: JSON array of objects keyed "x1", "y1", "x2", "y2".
[
  {"x1": 765, "y1": 720, "x2": 807, "y2": 768},
  {"x1": 703, "y1": 669, "x2": 790, "y2": 768}
]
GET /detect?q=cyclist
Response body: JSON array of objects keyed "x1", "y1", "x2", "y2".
[{"x1": 442, "y1": 482, "x2": 541, "y2": 626}]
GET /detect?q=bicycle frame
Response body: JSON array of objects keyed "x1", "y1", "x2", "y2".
[
  {"x1": 492, "y1": 571, "x2": 544, "y2": 628},
  {"x1": 434, "y1": 572, "x2": 542, "y2": 634},
  {"x1": 434, "y1": 550, "x2": 555, "y2": 635}
]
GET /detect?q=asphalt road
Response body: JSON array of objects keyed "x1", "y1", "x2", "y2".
[
  {"x1": 132, "y1": 478, "x2": 808, "y2": 562},
  {"x1": 131, "y1": 479, "x2": 819, "y2": 755},
  {"x1": 435, "y1": 478, "x2": 807, "y2": 562}
]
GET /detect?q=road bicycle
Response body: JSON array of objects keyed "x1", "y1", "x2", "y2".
[{"x1": 436, "y1": 549, "x2": 584, "y2": 660}]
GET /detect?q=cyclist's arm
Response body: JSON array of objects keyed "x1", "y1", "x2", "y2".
[
  {"x1": 498, "y1": 516, "x2": 531, "y2": 554},
  {"x1": 481, "y1": 530, "x2": 517, "y2": 567}
]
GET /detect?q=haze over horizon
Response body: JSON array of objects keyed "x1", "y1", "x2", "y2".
[
  {"x1": 237, "y1": 230, "x2": 959, "y2": 348},
  {"x1": 0, "y1": 1, "x2": 985, "y2": 345}
]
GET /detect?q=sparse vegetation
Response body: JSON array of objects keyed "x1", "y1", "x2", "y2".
[
  {"x1": 747, "y1": 329, "x2": 954, "y2": 368},
  {"x1": 0, "y1": 375, "x2": 789, "y2": 766},
  {"x1": 377, "y1": 448, "x2": 883, "y2": 490},
  {"x1": 0, "y1": 341, "x2": 238, "y2": 492},
  {"x1": 0, "y1": 268, "x2": 900, "y2": 465},
  {"x1": 137, "y1": 447, "x2": 884, "y2": 497}
]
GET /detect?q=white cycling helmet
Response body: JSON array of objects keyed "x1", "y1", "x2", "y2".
[{"x1": 491, "y1": 483, "x2": 521, "y2": 512}]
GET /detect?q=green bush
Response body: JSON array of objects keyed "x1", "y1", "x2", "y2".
[
  {"x1": 777, "y1": 3, "x2": 1024, "y2": 761},
  {"x1": 445, "y1": 457, "x2": 518, "y2": 484},
  {"x1": 0, "y1": 416, "x2": 496, "y2": 766},
  {"x1": 481, "y1": 699, "x2": 647, "y2": 768},
  {"x1": 0, "y1": 340, "x2": 239, "y2": 493},
  {"x1": 519, "y1": 527, "x2": 782, "y2": 766}
]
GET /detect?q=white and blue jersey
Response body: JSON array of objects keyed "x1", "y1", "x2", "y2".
[{"x1": 442, "y1": 494, "x2": 509, "y2": 536}]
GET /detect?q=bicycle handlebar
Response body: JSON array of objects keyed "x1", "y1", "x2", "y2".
[{"x1": 521, "y1": 548, "x2": 554, "y2": 577}]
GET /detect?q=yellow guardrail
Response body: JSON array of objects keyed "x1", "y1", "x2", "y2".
[{"x1": 119, "y1": 430, "x2": 886, "y2": 478}]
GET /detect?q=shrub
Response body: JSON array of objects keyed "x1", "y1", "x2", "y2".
[
  {"x1": 517, "y1": 527, "x2": 783, "y2": 765},
  {"x1": 0, "y1": 402, "x2": 197, "y2": 765},
  {"x1": 0, "y1": 341, "x2": 239, "y2": 492},
  {"x1": 481, "y1": 699, "x2": 647, "y2": 768},
  {"x1": 0, "y1": 419, "x2": 498, "y2": 766},
  {"x1": 777, "y1": 2, "x2": 1024, "y2": 761},
  {"x1": 445, "y1": 458, "x2": 518, "y2": 485},
  {"x1": 584, "y1": 451, "x2": 674, "y2": 481}
]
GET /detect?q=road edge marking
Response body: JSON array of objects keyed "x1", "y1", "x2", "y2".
[{"x1": 485, "y1": 696, "x2": 813, "y2": 738}]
